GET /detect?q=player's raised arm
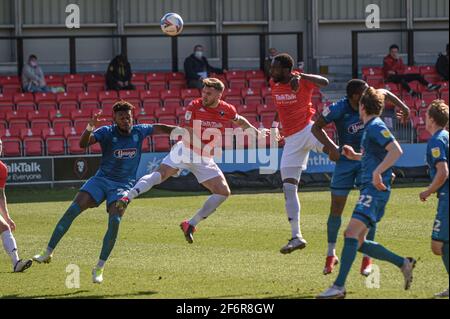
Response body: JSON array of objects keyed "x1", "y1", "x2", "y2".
[
  {"x1": 152, "y1": 123, "x2": 182, "y2": 135},
  {"x1": 378, "y1": 89, "x2": 411, "y2": 123},
  {"x1": 311, "y1": 116, "x2": 340, "y2": 161},
  {"x1": 232, "y1": 114, "x2": 269, "y2": 137},
  {"x1": 79, "y1": 112, "x2": 107, "y2": 148},
  {"x1": 372, "y1": 140, "x2": 403, "y2": 191},
  {"x1": 299, "y1": 73, "x2": 329, "y2": 88}
]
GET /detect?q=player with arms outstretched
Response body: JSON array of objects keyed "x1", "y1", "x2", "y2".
[
  {"x1": 269, "y1": 53, "x2": 330, "y2": 254},
  {"x1": 33, "y1": 101, "x2": 180, "y2": 283},
  {"x1": 0, "y1": 138, "x2": 33, "y2": 272},
  {"x1": 419, "y1": 100, "x2": 449, "y2": 298},
  {"x1": 117, "y1": 78, "x2": 268, "y2": 243},
  {"x1": 317, "y1": 87, "x2": 416, "y2": 299},
  {"x1": 311, "y1": 79, "x2": 410, "y2": 276}
]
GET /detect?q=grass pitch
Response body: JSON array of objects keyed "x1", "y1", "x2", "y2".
[{"x1": 0, "y1": 186, "x2": 447, "y2": 299}]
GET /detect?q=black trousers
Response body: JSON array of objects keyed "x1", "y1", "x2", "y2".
[{"x1": 386, "y1": 74, "x2": 429, "y2": 92}]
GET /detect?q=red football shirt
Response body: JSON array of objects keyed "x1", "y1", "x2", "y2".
[
  {"x1": 183, "y1": 98, "x2": 238, "y2": 152},
  {"x1": 270, "y1": 74, "x2": 317, "y2": 137},
  {"x1": 0, "y1": 161, "x2": 8, "y2": 189}
]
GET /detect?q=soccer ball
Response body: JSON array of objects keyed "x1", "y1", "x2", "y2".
[{"x1": 160, "y1": 13, "x2": 184, "y2": 36}]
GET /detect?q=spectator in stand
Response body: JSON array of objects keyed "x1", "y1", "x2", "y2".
[
  {"x1": 184, "y1": 45, "x2": 224, "y2": 89},
  {"x1": 383, "y1": 44, "x2": 441, "y2": 97},
  {"x1": 264, "y1": 48, "x2": 278, "y2": 79},
  {"x1": 436, "y1": 44, "x2": 449, "y2": 81},
  {"x1": 22, "y1": 54, "x2": 51, "y2": 93},
  {"x1": 105, "y1": 54, "x2": 135, "y2": 91}
]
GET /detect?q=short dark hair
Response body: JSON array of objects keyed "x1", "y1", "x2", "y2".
[
  {"x1": 273, "y1": 54, "x2": 294, "y2": 70},
  {"x1": 29, "y1": 54, "x2": 37, "y2": 61},
  {"x1": 428, "y1": 100, "x2": 449, "y2": 128},
  {"x1": 389, "y1": 44, "x2": 399, "y2": 51},
  {"x1": 360, "y1": 87, "x2": 385, "y2": 116},
  {"x1": 346, "y1": 79, "x2": 368, "y2": 98},
  {"x1": 194, "y1": 44, "x2": 203, "y2": 51},
  {"x1": 113, "y1": 100, "x2": 135, "y2": 113}
]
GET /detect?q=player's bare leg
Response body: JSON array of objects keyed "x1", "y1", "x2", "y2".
[
  {"x1": 33, "y1": 191, "x2": 96, "y2": 264},
  {"x1": 116, "y1": 164, "x2": 178, "y2": 209},
  {"x1": 180, "y1": 175, "x2": 230, "y2": 244},
  {"x1": 0, "y1": 215, "x2": 32, "y2": 272}
]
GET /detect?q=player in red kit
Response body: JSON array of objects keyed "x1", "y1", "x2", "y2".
[
  {"x1": 117, "y1": 78, "x2": 268, "y2": 243},
  {"x1": 269, "y1": 54, "x2": 330, "y2": 254},
  {"x1": 0, "y1": 138, "x2": 33, "y2": 272}
]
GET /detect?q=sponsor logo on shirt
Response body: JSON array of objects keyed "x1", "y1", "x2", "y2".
[
  {"x1": 432, "y1": 147, "x2": 441, "y2": 158},
  {"x1": 322, "y1": 106, "x2": 331, "y2": 117},
  {"x1": 274, "y1": 94, "x2": 297, "y2": 102},
  {"x1": 185, "y1": 111, "x2": 192, "y2": 121},
  {"x1": 114, "y1": 148, "x2": 137, "y2": 159},
  {"x1": 348, "y1": 122, "x2": 364, "y2": 134},
  {"x1": 381, "y1": 129, "x2": 391, "y2": 139}
]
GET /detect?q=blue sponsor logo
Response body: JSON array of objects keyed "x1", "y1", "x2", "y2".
[{"x1": 348, "y1": 122, "x2": 364, "y2": 134}]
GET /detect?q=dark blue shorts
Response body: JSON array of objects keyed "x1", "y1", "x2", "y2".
[
  {"x1": 432, "y1": 194, "x2": 449, "y2": 243},
  {"x1": 330, "y1": 159, "x2": 362, "y2": 196},
  {"x1": 80, "y1": 176, "x2": 134, "y2": 209},
  {"x1": 352, "y1": 185, "x2": 391, "y2": 228}
]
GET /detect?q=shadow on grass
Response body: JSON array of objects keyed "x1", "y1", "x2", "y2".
[{"x1": 0, "y1": 290, "x2": 158, "y2": 299}]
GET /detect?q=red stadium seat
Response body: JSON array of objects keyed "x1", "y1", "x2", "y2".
[
  {"x1": 403, "y1": 66, "x2": 421, "y2": 75},
  {"x1": 52, "y1": 119, "x2": 72, "y2": 136},
  {"x1": 245, "y1": 70, "x2": 265, "y2": 80},
  {"x1": 366, "y1": 75, "x2": 384, "y2": 88},
  {"x1": 261, "y1": 87, "x2": 272, "y2": 97},
  {"x1": 157, "y1": 116, "x2": 177, "y2": 125},
  {"x1": 168, "y1": 80, "x2": 186, "y2": 90},
  {"x1": 136, "y1": 115, "x2": 156, "y2": 124},
  {"x1": 50, "y1": 106, "x2": 76, "y2": 120},
  {"x1": 441, "y1": 92, "x2": 449, "y2": 104},
  {"x1": 222, "y1": 88, "x2": 241, "y2": 98},
  {"x1": 420, "y1": 65, "x2": 438, "y2": 75},
  {"x1": 42, "y1": 127, "x2": 62, "y2": 139},
  {"x1": 19, "y1": 128, "x2": 41, "y2": 140},
  {"x1": 64, "y1": 74, "x2": 84, "y2": 84},
  {"x1": 209, "y1": 73, "x2": 227, "y2": 85},
  {"x1": 241, "y1": 87, "x2": 261, "y2": 98},
  {"x1": 362, "y1": 66, "x2": 383, "y2": 77},
  {"x1": 84, "y1": 73, "x2": 105, "y2": 92},
  {"x1": 23, "y1": 137, "x2": 44, "y2": 156},
  {"x1": 439, "y1": 81, "x2": 449, "y2": 93},
  {"x1": 35, "y1": 92, "x2": 57, "y2": 111},
  {"x1": 260, "y1": 113, "x2": 276, "y2": 128},
  {"x1": 224, "y1": 96, "x2": 243, "y2": 107},
  {"x1": 89, "y1": 142, "x2": 102, "y2": 154},
  {"x1": 57, "y1": 92, "x2": 79, "y2": 112},
  {"x1": 160, "y1": 89, "x2": 181, "y2": 101},
  {"x1": 225, "y1": 70, "x2": 246, "y2": 81},
  {"x1": 8, "y1": 119, "x2": 29, "y2": 137},
  {"x1": 257, "y1": 103, "x2": 277, "y2": 116},
  {"x1": 14, "y1": 92, "x2": 36, "y2": 112},
  {"x1": 176, "y1": 106, "x2": 188, "y2": 120},
  {"x1": 141, "y1": 137, "x2": 151, "y2": 153},
  {"x1": 146, "y1": 72, "x2": 167, "y2": 82},
  {"x1": 166, "y1": 72, "x2": 185, "y2": 81},
  {"x1": 74, "y1": 119, "x2": 90, "y2": 132},
  {"x1": 71, "y1": 109, "x2": 92, "y2": 121},
  {"x1": 118, "y1": 90, "x2": 141, "y2": 108},
  {"x1": 424, "y1": 74, "x2": 442, "y2": 84},
  {"x1": 65, "y1": 83, "x2": 85, "y2": 93},
  {"x1": 237, "y1": 104, "x2": 258, "y2": 115},
  {"x1": 421, "y1": 92, "x2": 439, "y2": 105},
  {"x1": 30, "y1": 119, "x2": 51, "y2": 130},
  {"x1": 0, "y1": 128, "x2": 10, "y2": 138},
  {"x1": 248, "y1": 78, "x2": 267, "y2": 89},
  {"x1": 181, "y1": 89, "x2": 201, "y2": 100},
  {"x1": 2, "y1": 138, "x2": 22, "y2": 157},
  {"x1": 228, "y1": 79, "x2": 247, "y2": 89},
  {"x1": 0, "y1": 76, "x2": 21, "y2": 94},
  {"x1": 417, "y1": 126, "x2": 432, "y2": 143},
  {"x1": 130, "y1": 74, "x2": 147, "y2": 91},
  {"x1": 155, "y1": 104, "x2": 177, "y2": 118},
  {"x1": 6, "y1": 110, "x2": 27, "y2": 122},
  {"x1": 67, "y1": 136, "x2": 87, "y2": 155},
  {"x1": 0, "y1": 94, "x2": 14, "y2": 111},
  {"x1": 152, "y1": 135, "x2": 171, "y2": 152},
  {"x1": 78, "y1": 91, "x2": 99, "y2": 110},
  {"x1": 384, "y1": 83, "x2": 401, "y2": 96},
  {"x1": 45, "y1": 74, "x2": 64, "y2": 87},
  {"x1": 46, "y1": 137, "x2": 66, "y2": 155},
  {"x1": 147, "y1": 80, "x2": 167, "y2": 91}
]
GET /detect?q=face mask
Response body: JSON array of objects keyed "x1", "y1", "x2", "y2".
[
  {"x1": 194, "y1": 51, "x2": 203, "y2": 59},
  {"x1": 30, "y1": 61, "x2": 37, "y2": 67}
]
